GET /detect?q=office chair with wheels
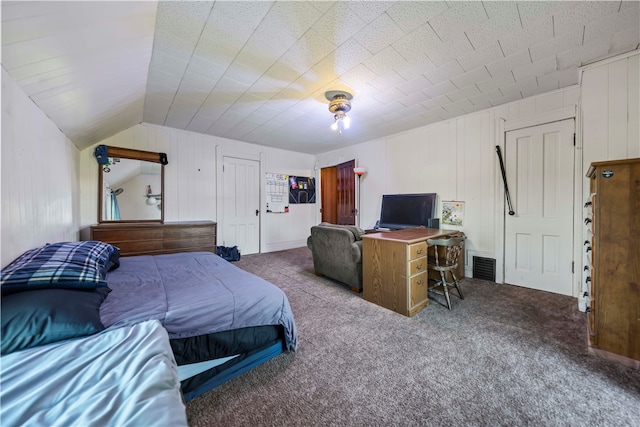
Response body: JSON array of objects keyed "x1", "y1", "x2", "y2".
[{"x1": 427, "y1": 235, "x2": 465, "y2": 310}]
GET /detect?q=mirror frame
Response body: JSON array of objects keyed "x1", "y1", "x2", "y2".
[{"x1": 97, "y1": 146, "x2": 166, "y2": 224}]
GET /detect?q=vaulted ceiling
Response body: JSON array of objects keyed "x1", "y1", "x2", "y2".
[{"x1": 2, "y1": 1, "x2": 639, "y2": 154}]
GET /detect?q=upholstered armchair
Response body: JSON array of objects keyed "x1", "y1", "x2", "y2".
[{"x1": 306, "y1": 223, "x2": 364, "y2": 292}]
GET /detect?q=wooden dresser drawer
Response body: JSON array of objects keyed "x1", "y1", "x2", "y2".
[
  {"x1": 113, "y1": 240, "x2": 164, "y2": 256},
  {"x1": 92, "y1": 228, "x2": 163, "y2": 242},
  {"x1": 90, "y1": 221, "x2": 217, "y2": 257},
  {"x1": 408, "y1": 242, "x2": 428, "y2": 260}
]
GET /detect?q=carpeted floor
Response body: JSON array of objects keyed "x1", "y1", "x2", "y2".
[{"x1": 186, "y1": 247, "x2": 640, "y2": 426}]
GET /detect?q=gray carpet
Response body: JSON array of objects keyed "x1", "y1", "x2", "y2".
[{"x1": 186, "y1": 247, "x2": 640, "y2": 426}]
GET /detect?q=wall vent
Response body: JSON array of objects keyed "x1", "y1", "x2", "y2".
[{"x1": 473, "y1": 256, "x2": 496, "y2": 282}]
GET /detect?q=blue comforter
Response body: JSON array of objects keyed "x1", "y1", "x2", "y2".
[{"x1": 100, "y1": 252, "x2": 297, "y2": 351}]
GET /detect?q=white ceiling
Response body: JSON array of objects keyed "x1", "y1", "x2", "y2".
[{"x1": 2, "y1": 1, "x2": 639, "y2": 154}]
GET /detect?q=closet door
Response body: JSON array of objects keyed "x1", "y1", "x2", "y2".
[
  {"x1": 336, "y1": 160, "x2": 356, "y2": 225},
  {"x1": 320, "y1": 166, "x2": 337, "y2": 224}
]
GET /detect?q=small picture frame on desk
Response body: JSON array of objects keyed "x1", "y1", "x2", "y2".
[{"x1": 442, "y1": 201, "x2": 464, "y2": 226}]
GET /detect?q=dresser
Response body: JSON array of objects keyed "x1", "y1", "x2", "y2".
[
  {"x1": 90, "y1": 221, "x2": 217, "y2": 257},
  {"x1": 585, "y1": 158, "x2": 640, "y2": 367},
  {"x1": 362, "y1": 228, "x2": 461, "y2": 317}
]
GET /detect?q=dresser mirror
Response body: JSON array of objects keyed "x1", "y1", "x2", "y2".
[{"x1": 96, "y1": 146, "x2": 167, "y2": 223}]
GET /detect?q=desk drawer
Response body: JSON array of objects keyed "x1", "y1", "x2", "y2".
[
  {"x1": 409, "y1": 257, "x2": 427, "y2": 276},
  {"x1": 408, "y1": 242, "x2": 428, "y2": 260},
  {"x1": 410, "y1": 272, "x2": 428, "y2": 307}
]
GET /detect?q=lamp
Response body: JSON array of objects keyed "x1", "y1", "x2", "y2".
[
  {"x1": 145, "y1": 185, "x2": 162, "y2": 206},
  {"x1": 353, "y1": 167, "x2": 366, "y2": 227},
  {"x1": 325, "y1": 90, "x2": 353, "y2": 134}
]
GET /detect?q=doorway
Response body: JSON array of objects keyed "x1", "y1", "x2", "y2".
[
  {"x1": 221, "y1": 156, "x2": 260, "y2": 255},
  {"x1": 320, "y1": 159, "x2": 356, "y2": 225},
  {"x1": 504, "y1": 119, "x2": 575, "y2": 295}
]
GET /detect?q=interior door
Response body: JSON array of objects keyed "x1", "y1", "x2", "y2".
[
  {"x1": 336, "y1": 160, "x2": 356, "y2": 225},
  {"x1": 222, "y1": 156, "x2": 260, "y2": 255},
  {"x1": 504, "y1": 119, "x2": 574, "y2": 295},
  {"x1": 321, "y1": 166, "x2": 338, "y2": 224}
]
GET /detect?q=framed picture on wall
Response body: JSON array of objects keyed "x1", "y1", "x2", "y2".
[{"x1": 442, "y1": 201, "x2": 464, "y2": 226}]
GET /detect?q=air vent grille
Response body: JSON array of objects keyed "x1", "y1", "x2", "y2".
[{"x1": 473, "y1": 256, "x2": 496, "y2": 282}]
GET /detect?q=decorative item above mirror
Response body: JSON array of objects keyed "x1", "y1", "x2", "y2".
[{"x1": 94, "y1": 145, "x2": 168, "y2": 223}]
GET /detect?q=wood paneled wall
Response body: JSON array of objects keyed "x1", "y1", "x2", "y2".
[{"x1": 1, "y1": 69, "x2": 80, "y2": 268}]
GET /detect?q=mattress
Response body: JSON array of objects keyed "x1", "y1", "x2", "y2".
[
  {"x1": 0, "y1": 320, "x2": 187, "y2": 427},
  {"x1": 100, "y1": 251, "x2": 297, "y2": 351}
]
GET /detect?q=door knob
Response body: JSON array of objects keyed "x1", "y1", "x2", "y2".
[{"x1": 255, "y1": 209, "x2": 260, "y2": 216}]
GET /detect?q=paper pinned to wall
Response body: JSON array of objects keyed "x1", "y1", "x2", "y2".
[{"x1": 266, "y1": 172, "x2": 289, "y2": 213}]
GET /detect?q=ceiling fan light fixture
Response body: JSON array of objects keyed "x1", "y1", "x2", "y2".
[{"x1": 325, "y1": 90, "x2": 353, "y2": 135}]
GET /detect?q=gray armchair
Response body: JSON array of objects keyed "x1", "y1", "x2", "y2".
[{"x1": 306, "y1": 223, "x2": 364, "y2": 292}]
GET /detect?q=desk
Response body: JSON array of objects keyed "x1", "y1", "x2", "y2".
[{"x1": 362, "y1": 228, "x2": 461, "y2": 316}]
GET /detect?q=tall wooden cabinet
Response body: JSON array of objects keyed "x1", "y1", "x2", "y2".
[{"x1": 586, "y1": 158, "x2": 640, "y2": 366}]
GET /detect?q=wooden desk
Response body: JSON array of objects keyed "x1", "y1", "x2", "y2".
[{"x1": 362, "y1": 228, "x2": 461, "y2": 316}]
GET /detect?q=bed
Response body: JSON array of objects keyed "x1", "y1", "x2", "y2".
[
  {"x1": 0, "y1": 320, "x2": 187, "y2": 427},
  {"x1": 1, "y1": 240, "x2": 298, "y2": 424},
  {"x1": 100, "y1": 250, "x2": 298, "y2": 401}
]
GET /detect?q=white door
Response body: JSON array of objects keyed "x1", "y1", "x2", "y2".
[
  {"x1": 504, "y1": 119, "x2": 574, "y2": 295},
  {"x1": 222, "y1": 156, "x2": 260, "y2": 255}
]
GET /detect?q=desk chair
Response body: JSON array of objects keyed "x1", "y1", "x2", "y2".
[{"x1": 427, "y1": 235, "x2": 465, "y2": 310}]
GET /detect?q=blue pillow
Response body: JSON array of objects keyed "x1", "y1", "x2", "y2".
[
  {"x1": 1, "y1": 287, "x2": 111, "y2": 355},
  {"x1": 0, "y1": 241, "x2": 119, "y2": 294}
]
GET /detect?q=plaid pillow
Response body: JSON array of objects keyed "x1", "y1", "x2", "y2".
[{"x1": 1, "y1": 241, "x2": 118, "y2": 293}]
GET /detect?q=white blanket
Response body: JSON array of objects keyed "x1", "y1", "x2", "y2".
[{"x1": 0, "y1": 320, "x2": 187, "y2": 427}]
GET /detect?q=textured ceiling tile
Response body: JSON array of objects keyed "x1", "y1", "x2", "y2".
[
  {"x1": 516, "y1": 1, "x2": 573, "y2": 26},
  {"x1": 451, "y1": 67, "x2": 491, "y2": 89},
  {"x1": 423, "y1": 80, "x2": 457, "y2": 99},
  {"x1": 553, "y1": 1, "x2": 620, "y2": 36},
  {"x1": 363, "y1": 46, "x2": 406, "y2": 75},
  {"x1": 224, "y1": 63, "x2": 262, "y2": 87},
  {"x1": 329, "y1": 39, "x2": 373, "y2": 75},
  {"x1": 499, "y1": 16, "x2": 553, "y2": 57},
  {"x1": 521, "y1": 77, "x2": 557, "y2": 98},
  {"x1": 446, "y1": 84, "x2": 481, "y2": 103},
  {"x1": 425, "y1": 61, "x2": 465, "y2": 85},
  {"x1": 386, "y1": 1, "x2": 448, "y2": 33},
  {"x1": 512, "y1": 56, "x2": 556, "y2": 82},
  {"x1": 149, "y1": 50, "x2": 190, "y2": 78},
  {"x1": 583, "y1": 9, "x2": 640, "y2": 46},
  {"x1": 347, "y1": 1, "x2": 394, "y2": 24},
  {"x1": 529, "y1": 28, "x2": 582, "y2": 62},
  {"x1": 557, "y1": 40, "x2": 611, "y2": 69},
  {"x1": 368, "y1": 71, "x2": 405, "y2": 92},
  {"x1": 485, "y1": 50, "x2": 531, "y2": 77},
  {"x1": 263, "y1": 1, "x2": 323, "y2": 41},
  {"x1": 424, "y1": 34, "x2": 474, "y2": 67},
  {"x1": 312, "y1": 2, "x2": 367, "y2": 46},
  {"x1": 353, "y1": 13, "x2": 406, "y2": 54},
  {"x1": 393, "y1": 24, "x2": 441, "y2": 61},
  {"x1": 470, "y1": 2, "x2": 520, "y2": 49},
  {"x1": 186, "y1": 55, "x2": 227, "y2": 82},
  {"x1": 456, "y1": 42, "x2": 503, "y2": 73},
  {"x1": 212, "y1": 0, "x2": 272, "y2": 28},
  {"x1": 396, "y1": 76, "x2": 433, "y2": 96},
  {"x1": 398, "y1": 90, "x2": 430, "y2": 108},
  {"x1": 476, "y1": 73, "x2": 516, "y2": 93},
  {"x1": 428, "y1": 1, "x2": 488, "y2": 44},
  {"x1": 537, "y1": 67, "x2": 579, "y2": 89},
  {"x1": 339, "y1": 64, "x2": 378, "y2": 88},
  {"x1": 611, "y1": 27, "x2": 640, "y2": 52}
]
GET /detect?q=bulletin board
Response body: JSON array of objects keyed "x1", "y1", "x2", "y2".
[{"x1": 289, "y1": 176, "x2": 316, "y2": 204}]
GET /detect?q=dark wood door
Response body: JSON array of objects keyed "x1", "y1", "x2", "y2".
[
  {"x1": 337, "y1": 160, "x2": 356, "y2": 225},
  {"x1": 321, "y1": 166, "x2": 337, "y2": 224}
]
